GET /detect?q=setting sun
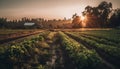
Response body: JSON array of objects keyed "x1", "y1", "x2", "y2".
[
  {"x1": 81, "y1": 16, "x2": 85, "y2": 21},
  {"x1": 82, "y1": 22, "x2": 86, "y2": 27},
  {"x1": 81, "y1": 16, "x2": 86, "y2": 27}
]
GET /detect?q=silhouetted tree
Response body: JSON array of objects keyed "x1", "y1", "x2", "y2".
[
  {"x1": 0, "y1": 17, "x2": 7, "y2": 28},
  {"x1": 97, "y1": 1, "x2": 112, "y2": 27},
  {"x1": 72, "y1": 15, "x2": 82, "y2": 28},
  {"x1": 82, "y1": 6, "x2": 100, "y2": 27},
  {"x1": 83, "y1": 6, "x2": 93, "y2": 16},
  {"x1": 109, "y1": 9, "x2": 120, "y2": 27},
  {"x1": 72, "y1": 13, "x2": 77, "y2": 19},
  {"x1": 82, "y1": 1, "x2": 112, "y2": 27}
]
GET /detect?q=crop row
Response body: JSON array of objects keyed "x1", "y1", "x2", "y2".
[
  {"x1": 79, "y1": 30, "x2": 120, "y2": 43},
  {"x1": 58, "y1": 32, "x2": 103, "y2": 69},
  {"x1": 66, "y1": 32, "x2": 120, "y2": 67},
  {"x1": 73, "y1": 32, "x2": 118, "y2": 47},
  {"x1": 0, "y1": 32, "x2": 51, "y2": 69}
]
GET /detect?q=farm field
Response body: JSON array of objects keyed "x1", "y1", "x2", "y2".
[
  {"x1": 0, "y1": 29, "x2": 120, "y2": 69},
  {"x1": 0, "y1": 29, "x2": 43, "y2": 44},
  {"x1": 0, "y1": 29, "x2": 41, "y2": 35}
]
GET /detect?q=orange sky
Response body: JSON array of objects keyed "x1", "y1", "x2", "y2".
[{"x1": 0, "y1": 0, "x2": 120, "y2": 20}]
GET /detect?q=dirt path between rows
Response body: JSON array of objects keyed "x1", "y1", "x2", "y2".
[{"x1": 46, "y1": 32, "x2": 76, "y2": 69}]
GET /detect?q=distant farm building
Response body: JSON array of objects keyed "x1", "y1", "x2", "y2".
[
  {"x1": 24, "y1": 22, "x2": 36, "y2": 29},
  {"x1": 24, "y1": 22, "x2": 35, "y2": 26}
]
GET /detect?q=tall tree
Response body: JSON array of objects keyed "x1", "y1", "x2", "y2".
[
  {"x1": 109, "y1": 9, "x2": 120, "y2": 27},
  {"x1": 82, "y1": 1, "x2": 112, "y2": 27},
  {"x1": 0, "y1": 18, "x2": 7, "y2": 28},
  {"x1": 82, "y1": 6, "x2": 100, "y2": 27},
  {"x1": 72, "y1": 14, "x2": 82, "y2": 28},
  {"x1": 97, "y1": 1, "x2": 112, "y2": 27}
]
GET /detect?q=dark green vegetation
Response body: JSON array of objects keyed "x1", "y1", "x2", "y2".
[
  {"x1": 58, "y1": 32, "x2": 102, "y2": 69},
  {"x1": 0, "y1": 31, "x2": 51, "y2": 69},
  {"x1": 0, "y1": 29, "x2": 120, "y2": 69}
]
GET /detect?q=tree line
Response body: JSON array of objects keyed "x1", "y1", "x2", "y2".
[
  {"x1": 0, "y1": 1, "x2": 120, "y2": 29},
  {"x1": 72, "y1": 1, "x2": 120, "y2": 28},
  {"x1": 0, "y1": 17, "x2": 71, "y2": 29}
]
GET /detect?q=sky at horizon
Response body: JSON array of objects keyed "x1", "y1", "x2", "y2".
[{"x1": 0, "y1": 0, "x2": 120, "y2": 20}]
